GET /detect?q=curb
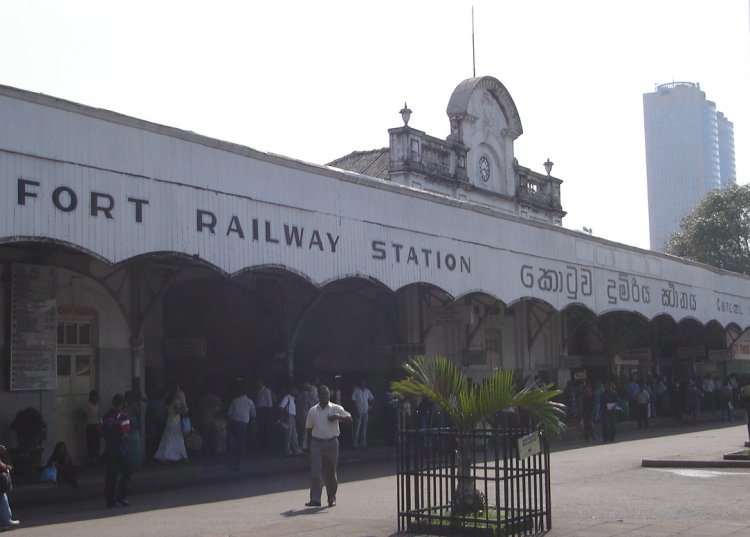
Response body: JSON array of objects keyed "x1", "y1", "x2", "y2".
[{"x1": 641, "y1": 458, "x2": 750, "y2": 468}]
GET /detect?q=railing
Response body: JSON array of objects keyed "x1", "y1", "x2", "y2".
[{"x1": 397, "y1": 424, "x2": 551, "y2": 536}]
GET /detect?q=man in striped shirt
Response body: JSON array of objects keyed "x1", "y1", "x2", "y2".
[{"x1": 227, "y1": 380, "x2": 256, "y2": 470}]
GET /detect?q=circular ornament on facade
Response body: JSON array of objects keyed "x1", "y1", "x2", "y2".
[{"x1": 479, "y1": 155, "x2": 491, "y2": 182}]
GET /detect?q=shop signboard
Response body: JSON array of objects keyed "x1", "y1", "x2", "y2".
[
  {"x1": 733, "y1": 337, "x2": 750, "y2": 361},
  {"x1": 676, "y1": 346, "x2": 705, "y2": 360},
  {"x1": 708, "y1": 349, "x2": 731, "y2": 362},
  {"x1": 164, "y1": 337, "x2": 206, "y2": 359}
]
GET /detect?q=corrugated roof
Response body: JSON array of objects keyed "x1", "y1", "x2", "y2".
[{"x1": 327, "y1": 148, "x2": 390, "y2": 180}]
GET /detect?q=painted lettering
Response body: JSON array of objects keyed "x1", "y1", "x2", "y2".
[
  {"x1": 17, "y1": 178, "x2": 39, "y2": 205},
  {"x1": 521, "y1": 262, "x2": 594, "y2": 298},
  {"x1": 309, "y1": 230, "x2": 324, "y2": 250},
  {"x1": 326, "y1": 233, "x2": 339, "y2": 253},
  {"x1": 18, "y1": 177, "x2": 149, "y2": 224},
  {"x1": 90, "y1": 192, "x2": 114, "y2": 219},
  {"x1": 391, "y1": 243, "x2": 403, "y2": 263},
  {"x1": 196, "y1": 210, "x2": 217, "y2": 233},
  {"x1": 371, "y1": 240, "x2": 469, "y2": 273},
  {"x1": 227, "y1": 216, "x2": 245, "y2": 238},
  {"x1": 265, "y1": 220, "x2": 279, "y2": 243},
  {"x1": 407, "y1": 247, "x2": 419, "y2": 265},
  {"x1": 127, "y1": 197, "x2": 149, "y2": 223},
  {"x1": 52, "y1": 186, "x2": 77, "y2": 212},
  {"x1": 284, "y1": 225, "x2": 303, "y2": 247},
  {"x1": 372, "y1": 240, "x2": 386, "y2": 260}
]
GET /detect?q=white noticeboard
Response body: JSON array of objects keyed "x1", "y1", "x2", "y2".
[
  {"x1": 517, "y1": 432, "x2": 541, "y2": 460},
  {"x1": 10, "y1": 263, "x2": 57, "y2": 390}
]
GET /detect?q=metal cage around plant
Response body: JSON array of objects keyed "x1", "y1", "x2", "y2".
[{"x1": 397, "y1": 425, "x2": 551, "y2": 536}]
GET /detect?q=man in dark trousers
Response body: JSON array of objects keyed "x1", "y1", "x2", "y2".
[
  {"x1": 305, "y1": 385, "x2": 351, "y2": 507},
  {"x1": 102, "y1": 393, "x2": 132, "y2": 508}
]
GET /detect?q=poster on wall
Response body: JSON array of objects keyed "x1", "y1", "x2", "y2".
[{"x1": 10, "y1": 263, "x2": 57, "y2": 390}]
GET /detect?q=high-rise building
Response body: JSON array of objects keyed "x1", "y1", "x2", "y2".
[
  {"x1": 643, "y1": 82, "x2": 736, "y2": 252},
  {"x1": 717, "y1": 111, "x2": 737, "y2": 187}
]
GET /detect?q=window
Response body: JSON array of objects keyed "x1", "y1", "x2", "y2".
[
  {"x1": 57, "y1": 321, "x2": 92, "y2": 346},
  {"x1": 57, "y1": 355, "x2": 71, "y2": 376}
]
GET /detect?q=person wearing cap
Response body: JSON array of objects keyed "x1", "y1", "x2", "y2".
[{"x1": 304, "y1": 385, "x2": 351, "y2": 507}]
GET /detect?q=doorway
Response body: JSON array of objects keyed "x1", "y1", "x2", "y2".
[{"x1": 54, "y1": 310, "x2": 96, "y2": 462}]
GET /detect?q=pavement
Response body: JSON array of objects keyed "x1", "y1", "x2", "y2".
[{"x1": 8, "y1": 410, "x2": 750, "y2": 536}]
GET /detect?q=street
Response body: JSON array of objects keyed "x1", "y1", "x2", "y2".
[{"x1": 9, "y1": 422, "x2": 750, "y2": 537}]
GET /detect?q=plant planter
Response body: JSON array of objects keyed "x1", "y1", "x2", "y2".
[
  {"x1": 10, "y1": 447, "x2": 44, "y2": 476},
  {"x1": 407, "y1": 506, "x2": 536, "y2": 537}
]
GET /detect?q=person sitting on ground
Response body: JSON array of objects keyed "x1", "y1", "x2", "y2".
[
  {"x1": 44, "y1": 441, "x2": 78, "y2": 487},
  {"x1": 0, "y1": 443, "x2": 20, "y2": 530}
]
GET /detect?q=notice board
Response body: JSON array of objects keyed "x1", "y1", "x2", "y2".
[{"x1": 10, "y1": 263, "x2": 56, "y2": 390}]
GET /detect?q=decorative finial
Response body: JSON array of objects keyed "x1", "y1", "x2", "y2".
[
  {"x1": 543, "y1": 158, "x2": 554, "y2": 176},
  {"x1": 400, "y1": 102, "x2": 412, "y2": 127}
]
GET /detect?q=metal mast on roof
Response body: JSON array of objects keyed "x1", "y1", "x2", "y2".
[{"x1": 472, "y1": 6, "x2": 476, "y2": 77}]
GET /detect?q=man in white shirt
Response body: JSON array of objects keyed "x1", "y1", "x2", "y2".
[
  {"x1": 279, "y1": 386, "x2": 303, "y2": 457},
  {"x1": 305, "y1": 385, "x2": 351, "y2": 508},
  {"x1": 256, "y1": 379, "x2": 274, "y2": 452},
  {"x1": 351, "y1": 379, "x2": 374, "y2": 449},
  {"x1": 227, "y1": 381, "x2": 256, "y2": 471}
]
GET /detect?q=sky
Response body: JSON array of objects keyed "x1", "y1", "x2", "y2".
[{"x1": 1, "y1": 0, "x2": 748, "y2": 250}]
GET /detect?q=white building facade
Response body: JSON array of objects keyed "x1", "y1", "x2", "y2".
[{"x1": 1, "y1": 77, "x2": 749, "y2": 462}]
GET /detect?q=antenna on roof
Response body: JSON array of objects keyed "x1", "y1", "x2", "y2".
[{"x1": 472, "y1": 6, "x2": 476, "y2": 77}]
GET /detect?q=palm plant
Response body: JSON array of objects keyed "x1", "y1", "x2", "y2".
[{"x1": 391, "y1": 355, "x2": 565, "y2": 515}]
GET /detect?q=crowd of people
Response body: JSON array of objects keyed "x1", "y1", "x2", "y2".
[
  {"x1": 133, "y1": 375, "x2": 381, "y2": 471},
  {"x1": 561, "y1": 372, "x2": 750, "y2": 443},
  {"x1": 4, "y1": 368, "x2": 750, "y2": 519},
  {"x1": 0, "y1": 372, "x2": 385, "y2": 521}
]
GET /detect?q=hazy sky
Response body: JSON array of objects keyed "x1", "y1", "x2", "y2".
[{"x1": 1, "y1": 1, "x2": 748, "y2": 250}]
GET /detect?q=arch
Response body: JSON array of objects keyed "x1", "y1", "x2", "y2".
[{"x1": 446, "y1": 76, "x2": 523, "y2": 138}]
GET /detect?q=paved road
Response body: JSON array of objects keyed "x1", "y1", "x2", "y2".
[{"x1": 8, "y1": 422, "x2": 750, "y2": 536}]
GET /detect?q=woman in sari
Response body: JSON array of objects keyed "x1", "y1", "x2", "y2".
[{"x1": 154, "y1": 389, "x2": 188, "y2": 463}]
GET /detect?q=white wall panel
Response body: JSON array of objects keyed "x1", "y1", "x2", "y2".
[{"x1": 1, "y1": 87, "x2": 749, "y2": 331}]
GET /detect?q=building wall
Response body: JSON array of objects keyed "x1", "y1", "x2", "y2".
[{"x1": 0, "y1": 264, "x2": 130, "y2": 459}]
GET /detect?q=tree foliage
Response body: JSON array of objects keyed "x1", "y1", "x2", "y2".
[
  {"x1": 390, "y1": 355, "x2": 565, "y2": 437},
  {"x1": 665, "y1": 184, "x2": 750, "y2": 276}
]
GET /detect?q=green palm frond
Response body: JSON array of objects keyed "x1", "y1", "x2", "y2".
[{"x1": 390, "y1": 355, "x2": 565, "y2": 437}]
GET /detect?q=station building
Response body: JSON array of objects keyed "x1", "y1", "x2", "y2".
[{"x1": 1, "y1": 76, "x2": 749, "y2": 461}]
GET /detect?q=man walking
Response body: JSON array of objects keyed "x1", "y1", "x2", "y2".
[
  {"x1": 197, "y1": 384, "x2": 222, "y2": 461},
  {"x1": 305, "y1": 385, "x2": 351, "y2": 508},
  {"x1": 351, "y1": 379, "x2": 374, "y2": 449},
  {"x1": 102, "y1": 394, "x2": 131, "y2": 508},
  {"x1": 279, "y1": 386, "x2": 303, "y2": 457},
  {"x1": 227, "y1": 380, "x2": 256, "y2": 470},
  {"x1": 256, "y1": 379, "x2": 274, "y2": 452}
]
